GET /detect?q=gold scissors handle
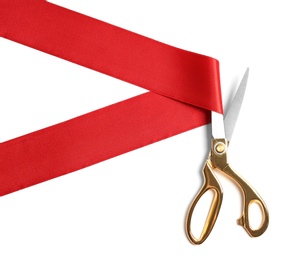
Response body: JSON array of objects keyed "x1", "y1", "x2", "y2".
[
  {"x1": 185, "y1": 138, "x2": 269, "y2": 244},
  {"x1": 213, "y1": 138, "x2": 269, "y2": 238},
  {"x1": 185, "y1": 159, "x2": 223, "y2": 245},
  {"x1": 223, "y1": 164, "x2": 269, "y2": 237}
]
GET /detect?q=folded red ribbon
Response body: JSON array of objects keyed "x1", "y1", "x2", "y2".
[{"x1": 0, "y1": 0, "x2": 222, "y2": 196}]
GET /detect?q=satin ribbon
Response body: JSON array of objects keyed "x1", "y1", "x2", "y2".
[{"x1": 0, "y1": 0, "x2": 223, "y2": 196}]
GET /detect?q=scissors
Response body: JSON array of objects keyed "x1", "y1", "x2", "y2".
[{"x1": 185, "y1": 69, "x2": 269, "y2": 244}]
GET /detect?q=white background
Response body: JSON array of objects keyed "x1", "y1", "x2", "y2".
[{"x1": 0, "y1": 0, "x2": 297, "y2": 259}]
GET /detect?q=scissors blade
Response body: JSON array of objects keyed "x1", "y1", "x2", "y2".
[
  {"x1": 224, "y1": 68, "x2": 249, "y2": 141},
  {"x1": 211, "y1": 111, "x2": 225, "y2": 139}
]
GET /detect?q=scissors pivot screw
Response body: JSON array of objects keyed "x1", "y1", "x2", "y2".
[{"x1": 214, "y1": 142, "x2": 225, "y2": 154}]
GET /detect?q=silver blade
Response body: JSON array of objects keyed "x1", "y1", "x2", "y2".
[
  {"x1": 211, "y1": 111, "x2": 225, "y2": 139},
  {"x1": 224, "y1": 68, "x2": 249, "y2": 141}
]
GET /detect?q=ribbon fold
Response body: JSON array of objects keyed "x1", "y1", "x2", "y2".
[{"x1": 0, "y1": 0, "x2": 222, "y2": 196}]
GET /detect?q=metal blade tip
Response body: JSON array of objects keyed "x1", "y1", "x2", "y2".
[{"x1": 224, "y1": 68, "x2": 249, "y2": 141}]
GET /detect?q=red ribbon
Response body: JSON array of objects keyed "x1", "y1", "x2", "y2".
[{"x1": 0, "y1": 1, "x2": 222, "y2": 196}]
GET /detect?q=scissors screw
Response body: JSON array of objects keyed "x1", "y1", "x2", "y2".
[{"x1": 215, "y1": 143, "x2": 225, "y2": 154}]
